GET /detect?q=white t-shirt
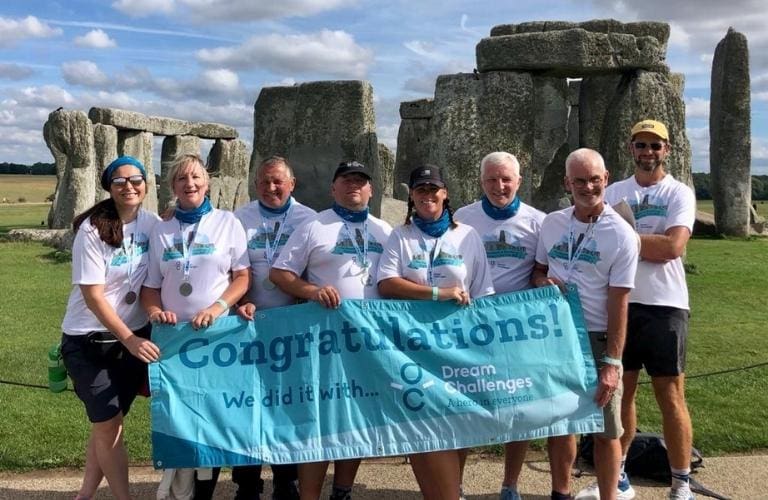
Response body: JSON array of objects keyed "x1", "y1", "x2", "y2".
[
  {"x1": 62, "y1": 209, "x2": 160, "y2": 335},
  {"x1": 605, "y1": 174, "x2": 695, "y2": 310},
  {"x1": 145, "y1": 209, "x2": 249, "y2": 322},
  {"x1": 235, "y1": 199, "x2": 317, "y2": 309},
  {"x1": 455, "y1": 201, "x2": 545, "y2": 293},
  {"x1": 536, "y1": 205, "x2": 638, "y2": 332},
  {"x1": 272, "y1": 208, "x2": 392, "y2": 300},
  {"x1": 377, "y1": 222, "x2": 495, "y2": 298}
]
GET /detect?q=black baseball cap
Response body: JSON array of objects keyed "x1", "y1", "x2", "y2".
[
  {"x1": 333, "y1": 161, "x2": 371, "y2": 181},
  {"x1": 409, "y1": 165, "x2": 445, "y2": 188}
]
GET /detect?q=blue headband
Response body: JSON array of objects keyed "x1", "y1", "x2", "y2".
[{"x1": 101, "y1": 156, "x2": 147, "y2": 190}]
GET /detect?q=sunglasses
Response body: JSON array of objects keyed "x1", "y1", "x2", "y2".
[
  {"x1": 111, "y1": 175, "x2": 145, "y2": 187},
  {"x1": 633, "y1": 142, "x2": 664, "y2": 151}
]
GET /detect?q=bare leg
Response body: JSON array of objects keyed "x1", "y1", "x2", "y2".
[
  {"x1": 547, "y1": 435, "x2": 575, "y2": 495},
  {"x1": 75, "y1": 433, "x2": 103, "y2": 500},
  {"x1": 457, "y1": 448, "x2": 468, "y2": 488},
  {"x1": 620, "y1": 370, "x2": 640, "y2": 456},
  {"x1": 91, "y1": 413, "x2": 131, "y2": 500},
  {"x1": 592, "y1": 436, "x2": 621, "y2": 500},
  {"x1": 299, "y1": 461, "x2": 329, "y2": 500},
  {"x1": 332, "y1": 459, "x2": 361, "y2": 489},
  {"x1": 409, "y1": 450, "x2": 461, "y2": 500},
  {"x1": 651, "y1": 375, "x2": 693, "y2": 470},
  {"x1": 502, "y1": 441, "x2": 529, "y2": 488}
]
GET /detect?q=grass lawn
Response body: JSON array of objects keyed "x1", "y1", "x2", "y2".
[
  {"x1": 0, "y1": 174, "x2": 56, "y2": 203},
  {"x1": 0, "y1": 204, "x2": 50, "y2": 235},
  {"x1": 0, "y1": 237, "x2": 766, "y2": 470}
]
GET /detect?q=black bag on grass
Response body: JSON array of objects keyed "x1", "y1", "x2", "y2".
[{"x1": 578, "y1": 432, "x2": 703, "y2": 482}]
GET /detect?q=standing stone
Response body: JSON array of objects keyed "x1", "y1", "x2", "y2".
[
  {"x1": 160, "y1": 135, "x2": 200, "y2": 210},
  {"x1": 93, "y1": 124, "x2": 118, "y2": 203},
  {"x1": 393, "y1": 99, "x2": 433, "y2": 201},
  {"x1": 428, "y1": 71, "x2": 534, "y2": 207},
  {"x1": 118, "y1": 131, "x2": 157, "y2": 213},
  {"x1": 43, "y1": 109, "x2": 95, "y2": 229},
  {"x1": 580, "y1": 70, "x2": 691, "y2": 186},
  {"x1": 208, "y1": 138, "x2": 250, "y2": 211},
  {"x1": 378, "y1": 143, "x2": 395, "y2": 198},
  {"x1": 250, "y1": 80, "x2": 382, "y2": 215},
  {"x1": 710, "y1": 28, "x2": 751, "y2": 237}
]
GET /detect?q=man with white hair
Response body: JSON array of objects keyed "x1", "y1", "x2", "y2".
[
  {"x1": 534, "y1": 148, "x2": 638, "y2": 500},
  {"x1": 455, "y1": 151, "x2": 545, "y2": 500}
]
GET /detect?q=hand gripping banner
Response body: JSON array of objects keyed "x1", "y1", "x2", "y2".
[{"x1": 149, "y1": 284, "x2": 601, "y2": 469}]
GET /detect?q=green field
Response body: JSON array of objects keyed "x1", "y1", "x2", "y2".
[
  {"x1": 0, "y1": 236, "x2": 766, "y2": 470},
  {"x1": 0, "y1": 174, "x2": 56, "y2": 203}
]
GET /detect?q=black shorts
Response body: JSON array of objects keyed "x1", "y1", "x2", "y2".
[
  {"x1": 61, "y1": 324, "x2": 151, "y2": 423},
  {"x1": 622, "y1": 304, "x2": 689, "y2": 377}
]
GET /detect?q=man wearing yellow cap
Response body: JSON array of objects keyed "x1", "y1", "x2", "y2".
[{"x1": 576, "y1": 120, "x2": 696, "y2": 500}]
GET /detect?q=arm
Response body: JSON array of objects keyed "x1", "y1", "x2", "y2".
[
  {"x1": 531, "y1": 262, "x2": 564, "y2": 289},
  {"x1": 378, "y1": 277, "x2": 468, "y2": 305},
  {"x1": 638, "y1": 226, "x2": 690, "y2": 262},
  {"x1": 140, "y1": 286, "x2": 177, "y2": 325},
  {"x1": 81, "y1": 285, "x2": 160, "y2": 363},
  {"x1": 269, "y1": 268, "x2": 341, "y2": 309},
  {"x1": 594, "y1": 285, "x2": 631, "y2": 408},
  {"x1": 189, "y1": 268, "x2": 250, "y2": 329}
]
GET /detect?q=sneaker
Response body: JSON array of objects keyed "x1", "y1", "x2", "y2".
[
  {"x1": 272, "y1": 480, "x2": 299, "y2": 500},
  {"x1": 668, "y1": 484, "x2": 695, "y2": 500},
  {"x1": 329, "y1": 487, "x2": 351, "y2": 500},
  {"x1": 574, "y1": 472, "x2": 636, "y2": 500},
  {"x1": 500, "y1": 485, "x2": 522, "y2": 500}
]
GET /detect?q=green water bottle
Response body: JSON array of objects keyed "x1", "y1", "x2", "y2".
[{"x1": 48, "y1": 343, "x2": 67, "y2": 393}]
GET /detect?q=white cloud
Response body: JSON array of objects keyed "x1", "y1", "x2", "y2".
[
  {"x1": 199, "y1": 68, "x2": 239, "y2": 94},
  {"x1": 11, "y1": 85, "x2": 76, "y2": 108},
  {"x1": 667, "y1": 22, "x2": 691, "y2": 49},
  {"x1": 0, "y1": 63, "x2": 34, "y2": 80},
  {"x1": 74, "y1": 29, "x2": 117, "y2": 48},
  {"x1": 403, "y1": 41, "x2": 445, "y2": 61},
  {"x1": 686, "y1": 97, "x2": 710, "y2": 119},
  {"x1": 112, "y1": 0, "x2": 176, "y2": 17},
  {"x1": 0, "y1": 16, "x2": 62, "y2": 47},
  {"x1": 179, "y1": 0, "x2": 355, "y2": 22},
  {"x1": 197, "y1": 30, "x2": 373, "y2": 78},
  {"x1": 62, "y1": 60, "x2": 110, "y2": 87}
]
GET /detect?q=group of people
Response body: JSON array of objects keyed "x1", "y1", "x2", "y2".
[{"x1": 60, "y1": 118, "x2": 696, "y2": 500}]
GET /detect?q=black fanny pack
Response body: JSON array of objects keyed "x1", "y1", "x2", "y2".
[{"x1": 84, "y1": 331, "x2": 124, "y2": 361}]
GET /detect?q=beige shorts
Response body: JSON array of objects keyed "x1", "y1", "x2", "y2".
[{"x1": 588, "y1": 331, "x2": 624, "y2": 440}]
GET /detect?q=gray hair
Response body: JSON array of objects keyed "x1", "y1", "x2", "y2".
[
  {"x1": 565, "y1": 148, "x2": 606, "y2": 176},
  {"x1": 258, "y1": 155, "x2": 295, "y2": 179},
  {"x1": 480, "y1": 151, "x2": 520, "y2": 178}
]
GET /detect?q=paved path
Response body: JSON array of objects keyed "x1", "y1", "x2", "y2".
[{"x1": 0, "y1": 452, "x2": 764, "y2": 499}]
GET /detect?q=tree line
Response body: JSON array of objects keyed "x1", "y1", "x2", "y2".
[
  {"x1": 693, "y1": 173, "x2": 768, "y2": 200},
  {"x1": 0, "y1": 162, "x2": 56, "y2": 175}
]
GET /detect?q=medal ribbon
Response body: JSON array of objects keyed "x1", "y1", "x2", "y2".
[
  {"x1": 342, "y1": 220, "x2": 369, "y2": 269},
  {"x1": 261, "y1": 204, "x2": 292, "y2": 267},
  {"x1": 417, "y1": 229, "x2": 445, "y2": 286},
  {"x1": 179, "y1": 219, "x2": 202, "y2": 284},
  {"x1": 566, "y1": 214, "x2": 596, "y2": 282},
  {"x1": 121, "y1": 228, "x2": 135, "y2": 292}
]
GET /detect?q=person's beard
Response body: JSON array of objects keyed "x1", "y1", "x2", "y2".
[{"x1": 635, "y1": 157, "x2": 661, "y2": 172}]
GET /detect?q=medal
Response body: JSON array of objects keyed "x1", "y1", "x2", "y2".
[
  {"x1": 125, "y1": 291, "x2": 137, "y2": 304},
  {"x1": 263, "y1": 278, "x2": 276, "y2": 290},
  {"x1": 361, "y1": 272, "x2": 373, "y2": 287},
  {"x1": 179, "y1": 282, "x2": 193, "y2": 296}
]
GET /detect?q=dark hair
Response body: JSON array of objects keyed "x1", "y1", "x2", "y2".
[
  {"x1": 404, "y1": 197, "x2": 458, "y2": 229},
  {"x1": 72, "y1": 198, "x2": 123, "y2": 248}
]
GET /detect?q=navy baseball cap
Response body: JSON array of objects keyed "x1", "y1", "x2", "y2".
[
  {"x1": 409, "y1": 165, "x2": 445, "y2": 188},
  {"x1": 333, "y1": 161, "x2": 371, "y2": 181}
]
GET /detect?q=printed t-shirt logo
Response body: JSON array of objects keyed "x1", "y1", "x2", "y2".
[
  {"x1": 162, "y1": 232, "x2": 216, "y2": 261},
  {"x1": 629, "y1": 193, "x2": 668, "y2": 220},
  {"x1": 547, "y1": 233, "x2": 601, "y2": 265},
  {"x1": 482, "y1": 230, "x2": 527, "y2": 260},
  {"x1": 407, "y1": 241, "x2": 464, "y2": 269},
  {"x1": 247, "y1": 221, "x2": 295, "y2": 250},
  {"x1": 110, "y1": 234, "x2": 150, "y2": 266},
  {"x1": 331, "y1": 227, "x2": 384, "y2": 256}
]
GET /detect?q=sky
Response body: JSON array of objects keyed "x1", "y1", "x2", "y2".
[{"x1": 1, "y1": 0, "x2": 766, "y2": 174}]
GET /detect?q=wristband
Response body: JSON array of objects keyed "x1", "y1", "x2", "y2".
[
  {"x1": 215, "y1": 298, "x2": 229, "y2": 311},
  {"x1": 602, "y1": 355, "x2": 622, "y2": 367},
  {"x1": 431, "y1": 286, "x2": 439, "y2": 301}
]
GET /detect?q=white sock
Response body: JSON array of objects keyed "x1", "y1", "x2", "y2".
[{"x1": 670, "y1": 467, "x2": 691, "y2": 489}]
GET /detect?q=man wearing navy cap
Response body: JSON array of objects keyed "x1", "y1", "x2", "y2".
[{"x1": 270, "y1": 160, "x2": 392, "y2": 500}]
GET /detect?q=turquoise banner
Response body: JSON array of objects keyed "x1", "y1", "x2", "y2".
[{"x1": 149, "y1": 285, "x2": 601, "y2": 469}]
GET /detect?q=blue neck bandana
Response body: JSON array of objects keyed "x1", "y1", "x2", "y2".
[
  {"x1": 175, "y1": 197, "x2": 213, "y2": 224},
  {"x1": 414, "y1": 210, "x2": 451, "y2": 237},
  {"x1": 333, "y1": 203, "x2": 369, "y2": 223},
  {"x1": 481, "y1": 195, "x2": 520, "y2": 220},
  {"x1": 259, "y1": 197, "x2": 293, "y2": 217}
]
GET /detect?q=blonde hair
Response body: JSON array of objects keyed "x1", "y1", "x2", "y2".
[{"x1": 167, "y1": 153, "x2": 209, "y2": 191}]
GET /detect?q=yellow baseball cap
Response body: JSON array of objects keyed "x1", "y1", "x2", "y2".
[{"x1": 631, "y1": 120, "x2": 669, "y2": 141}]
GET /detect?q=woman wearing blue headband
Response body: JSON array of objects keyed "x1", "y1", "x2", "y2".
[{"x1": 61, "y1": 155, "x2": 161, "y2": 500}]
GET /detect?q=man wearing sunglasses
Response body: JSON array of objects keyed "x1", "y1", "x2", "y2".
[{"x1": 578, "y1": 120, "x2": 696, "y2": 500}]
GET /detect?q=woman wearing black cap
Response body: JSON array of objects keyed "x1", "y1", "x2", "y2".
[
  {"x1": 377, "y1": 165, "x2": 495, "y2": 500},
  {"x1": 61, "y1": 156, "x2": 161, "y2": 500}
]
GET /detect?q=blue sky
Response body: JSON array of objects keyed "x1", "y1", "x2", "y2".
[{"x1": 1, "y1": 0, "x2": 766, "y2": 173}]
